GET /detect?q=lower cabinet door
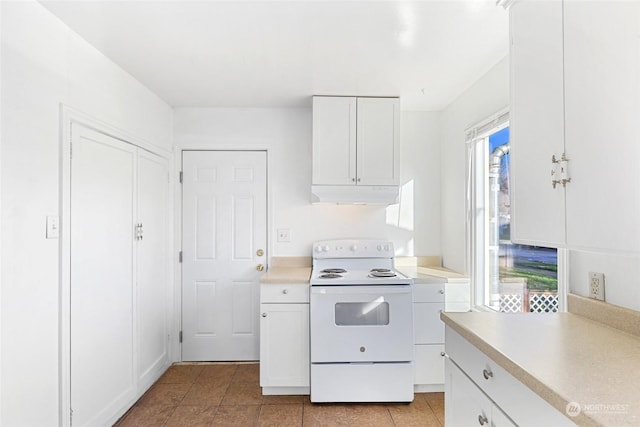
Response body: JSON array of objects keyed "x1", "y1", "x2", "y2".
[
  {"x1": 446, "y1": 359, "x2": 516, "y2": 427},
  {"x1": 414, "y1": 344, "x2": 445, "y2": 385},
  {"x1": 259, "y1": 303, "x2": 309, "y2": 387}
]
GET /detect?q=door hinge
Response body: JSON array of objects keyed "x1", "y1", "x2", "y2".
[
  {"x1": 179, "y1": 251, "x2": 183, "y2": 263},
  {"x1": 179, "y1": 171, "x2": 183, "y2": 183},
  {"x1": 179, "y1": 331, "x2": 183, "y2": 343}
]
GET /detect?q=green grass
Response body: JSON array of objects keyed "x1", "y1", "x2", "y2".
[{"x1": 500, "y1": 268, "x2": 558, "y2": 291}]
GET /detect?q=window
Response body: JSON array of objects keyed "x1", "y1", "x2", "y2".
[{"x1": 467, "y1": 113, "x2": 561, "y2": 312}]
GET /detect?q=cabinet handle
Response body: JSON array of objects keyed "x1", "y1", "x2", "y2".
[
  {"x1": 357, "y1": 178, "x2": 361, "y2": 182},
  {"x1": 438, "y1": 289, "x2": 444, "y2": 294},
  {"x1": 261, "y1": 313, "x2": 267, "y2": 317},
  {"x1": 352, "y1": 178, "x2": 356, "y2": 182},
  {"x1": 282, "y1": 289, "x2": 289, "y2": 294},
  {"x1": 440, "y1": 352, "x2": 445, "y2": 357},
  {"x1": 483, "y1": 368, "x2": 493, "y2": 380},
  {"x1": 478, "y1": 414, "x2": 489, "y2": 425}
]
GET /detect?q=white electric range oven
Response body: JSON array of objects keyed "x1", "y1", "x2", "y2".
[{"x1": 309, "y1": 239, "x2": 414, "y2": 403}]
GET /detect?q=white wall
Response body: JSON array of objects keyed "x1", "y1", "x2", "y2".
[
  {"x1": 173, "y1": 108, "x2": 441, "y2": 258},
  {"x1": 439, "y1": 57, "x2": 510, "y2": 273},
  {"x1": 0, "y1": 2, "x2": 172, "y2": 425}
]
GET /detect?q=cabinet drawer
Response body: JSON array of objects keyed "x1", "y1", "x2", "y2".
[
  {"x1": 261, "y1": 284, "x2": 309, "y2": 303},
  {"x1": 445, "y1": 326, "x2": 575, "y2": 427},
  {"x1": 413, "y1": 283, "x2": 445, "y2": 302}
]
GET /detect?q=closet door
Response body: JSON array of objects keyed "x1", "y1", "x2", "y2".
[
  {"x1": 70, "y1": 124, "x2": 136, "y2": 426},
  {"x1": 136, "y1": 150, "x2": 170, "y2": 386}
]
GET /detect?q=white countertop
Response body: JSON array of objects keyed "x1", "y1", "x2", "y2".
[{"x1": 396, "y1": 266, "x2": 469, "y2": 284}]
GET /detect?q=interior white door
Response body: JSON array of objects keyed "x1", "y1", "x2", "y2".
[
  {"x1": 136, "y1": 150, "x2": 170, "y2": 385},
  {"x1": 71, "y1": 124, "x2": 136, "y2": 426},
  {"x1": 182, "y1": 151, "x2": 267, "y2": 361}
]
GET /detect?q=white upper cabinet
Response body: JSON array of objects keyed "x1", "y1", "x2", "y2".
[
  {"x1": 563, "y1": 1, "x2": 640, "y2": 252},
  {"x1": 312, "y1": 96, "x2": 357, "y2": 185},
  {"x1": 312, "y1": 96, "x2": 400, "y2": 187},
  {"x1": 356, "y1": 97, "x2": 400, "y2": 186},
  {"x1": 511, "y1": 0, "x2": 640, "y2": 252},
  {"x1": 509, "y1": 0, "x2": 566, "y2": 247}
]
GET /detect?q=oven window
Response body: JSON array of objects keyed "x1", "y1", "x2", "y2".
[{"x1": 335, "y1": 298, "x2": 389, "y2": 326}]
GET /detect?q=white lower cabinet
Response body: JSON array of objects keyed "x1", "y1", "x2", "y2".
[
  {"x1": 413, "y1": 283, "x2": 446, "y2": 391},
  {"x1": 446, "y1": 358, "x2": 515, "y2": 427},
  {"x1": 445, "y1": 326, "x2": 576, "y2": 427},
  {"x1": 259, "y1": 284, "x2": 310, "y2": 395}
]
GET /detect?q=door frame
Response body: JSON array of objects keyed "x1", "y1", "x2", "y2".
[
  {"x1": 175, "y1": 147, "x2": 271, "y2": 362},
  {"x1": 59, "y1": 105, "x2": 173, "y2": 426}
]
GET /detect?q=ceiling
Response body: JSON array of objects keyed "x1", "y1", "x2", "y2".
[{"x1": 40, "y1": 0, "x2": 509, "y2": 111}]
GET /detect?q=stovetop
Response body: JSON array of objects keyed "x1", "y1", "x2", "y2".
[
  {"x1": 310, "y1": 267, "x2": 412, "y2": 286},
  {"x1": 310, "y1": 239, "x2": 412, "y2": 286}
]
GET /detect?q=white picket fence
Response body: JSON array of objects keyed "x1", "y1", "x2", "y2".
[{"x1": 500, "y1": 291, "x2": 558, "y2": 313}]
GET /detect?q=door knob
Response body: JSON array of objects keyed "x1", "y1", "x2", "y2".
[
  {"x1": 256, "y1": 249, "x2": 264, "y2": 257},
  {"x1": 256, "y1": 264, "x2": 264, "y2": 272}
]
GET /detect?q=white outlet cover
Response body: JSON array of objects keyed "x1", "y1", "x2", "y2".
[{"x1": 589, "y1": 272, "x2": 605, "y2": 301}]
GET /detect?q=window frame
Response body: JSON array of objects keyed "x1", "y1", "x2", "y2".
[{"x1": 465, "y1": 110, "x2": 567, "y2": 312}]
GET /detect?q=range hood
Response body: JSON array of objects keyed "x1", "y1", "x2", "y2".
[{"x1": 311, "y1": 185, "x2": 399, "y2": 205}]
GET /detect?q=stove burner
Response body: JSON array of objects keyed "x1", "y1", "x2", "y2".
[
  {"x1": 370, "y1": 268, "x2": 392, "y2": 273},
  {"x1": 319, "y1": 273, "x2": 343, "y2": 279},
  {"x1": 321, "y1": 268, "x2": 347, "y2": 274},
  {"x1": 369, "y1": 271, "x2": 397, "y2": 278}
]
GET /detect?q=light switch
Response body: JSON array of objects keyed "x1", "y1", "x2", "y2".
[
  {"x1": 277, "y1": 228, "x2": 291, "y2": 243},
  {"x1": 46, "y1": 215, "x2": 59, "y2": 239}
]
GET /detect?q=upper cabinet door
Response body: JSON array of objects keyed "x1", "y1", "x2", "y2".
[
  {"x1": 564, "y1": 1, "x2": 640, "y2": 252},
  {"x1": 356, "y1": 97, "x2": 400, "y2": 186},
  {"x1": 509, "y1": 0, "x2": 566, "y2": 247},
  {"x1": 312, "y1": 96, "x2": 357, "y2": 185}
]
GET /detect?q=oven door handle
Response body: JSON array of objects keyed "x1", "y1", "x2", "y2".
[{"x1": 310, "y1": 285, "x2": 412, "y2": 295}]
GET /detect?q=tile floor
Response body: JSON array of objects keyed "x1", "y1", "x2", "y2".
[{"x1": 115, "y1": 363, "x2": 445, "y2": 426}]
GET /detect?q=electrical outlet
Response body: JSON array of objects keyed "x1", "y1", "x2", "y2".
[{"x1": 589, "y1": 272, "x2": 605, "y2": 301}]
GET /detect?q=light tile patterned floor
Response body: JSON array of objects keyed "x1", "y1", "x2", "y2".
[{"x1": 115, "y1": 363, "x2": 445, "y2": 426}]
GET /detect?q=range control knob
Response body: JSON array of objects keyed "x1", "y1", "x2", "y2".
[{"x1": 350, "y1": 244, "x2": 358, "y2": 252}]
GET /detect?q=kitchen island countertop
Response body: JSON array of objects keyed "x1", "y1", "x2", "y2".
[{"x1": 441, "y1": 310, "x2": 640, "y2": 427}]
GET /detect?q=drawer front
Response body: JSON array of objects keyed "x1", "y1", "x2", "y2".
[
  {"x1": 445, "y1": 326, "x2": 576, "y2": 427},
  {"x1": 413, "y1": 283, "x2": 445, "y2": 302},
  {"x1": 261, "y1": 284, "x2": 309, "y2": 303}
]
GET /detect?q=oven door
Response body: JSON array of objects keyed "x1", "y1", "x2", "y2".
[{"x1": 310, "y1": 285, "x2": 413, "y2": 363}]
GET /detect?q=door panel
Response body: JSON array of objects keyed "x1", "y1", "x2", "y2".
[
  {"x1": 182, "y1": 151, "x2": 267, "y2": 361},
  {"x1": 312, "y1": 96, "x2": 356, "y2": 185},
  {"x1": 136, "y1": 150, "x2": 170, "y2": 385},
  {"x1": 356, "y1": 97, "x2": 400, "y2": 185},
  {"x1": 71, "y1": 124, "x2": 136, "y2": 426}
]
